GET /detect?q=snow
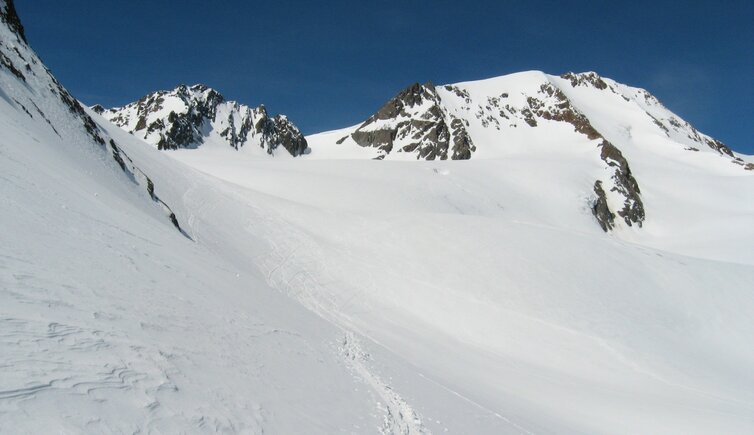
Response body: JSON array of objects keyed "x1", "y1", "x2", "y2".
[
  {"x1": 126, "y1": 145, "x2": 754, "y2": 433},
  {"x1": 3, "y1": 10, "x2": 754, "y2": 433}
]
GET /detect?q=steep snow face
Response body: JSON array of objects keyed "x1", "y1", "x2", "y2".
[
  {"x1": 98, "y1": 85, "x2": 308, "y2": 156},
  {"x1": 0, "y1": 4, "x2": 386, "y2": 433},
  {"x1": 0, "y1": 0, "x2": 185, "y2": 234}
]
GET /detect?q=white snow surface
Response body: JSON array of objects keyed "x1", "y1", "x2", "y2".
[{"x1": 2, "y1": 8, "x2": 754, "y2": 434}]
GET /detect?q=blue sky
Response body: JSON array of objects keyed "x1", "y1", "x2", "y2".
[{"x1": 16, "y1": 0, "x2": 753, "y2": 153}]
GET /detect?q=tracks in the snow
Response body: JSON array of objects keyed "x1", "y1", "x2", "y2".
[{"x1": 340, "y1": 332, "x2": 429, "y2": 435}]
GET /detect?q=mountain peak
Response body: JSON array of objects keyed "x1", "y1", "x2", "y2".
[
  {"x1": 309, "y1": 70, "x2": 751, "y2": 232},
  {"x1": 99, "y1": 86, "x2": 308, "y2": 156}
]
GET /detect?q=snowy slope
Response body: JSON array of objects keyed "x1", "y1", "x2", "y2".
[
  {"x1": 3, "y1": 1, "x2": 754, "y2": 434},
  {"x1": 146, "y1": 152, "x2": 754, "y2": 434},
  {"x1": 153, "y1": 87, "x2": 754, "y2": 434},
  {"x1": 0, "y1": 3, "x2": 386, "y2": 432},
  {"x1": 97, "y1": 84, "x2": 308, "y2": 156}
]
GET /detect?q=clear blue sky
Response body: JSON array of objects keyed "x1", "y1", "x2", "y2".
[{"x1": 16, "y1": 0, "x2": 753, "y2": 153}]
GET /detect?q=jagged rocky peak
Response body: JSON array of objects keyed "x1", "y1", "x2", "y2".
[
  {"x1": 346, "y1": 81, "x2": 476, "y2": 160},
  {"x1": 99, "y1": 84, "x2": 308, "y2": 156}
]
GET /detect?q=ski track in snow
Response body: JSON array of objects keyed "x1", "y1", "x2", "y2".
[
  {"x1": 340, "y1": 332, "x2": 428, "y2": 435},
  {"x1": 250, "y1": 210, "x2": 430, "y2": 434},
  {"x1": 415, "y1": 373, "x2": 533, "y2": 435}
]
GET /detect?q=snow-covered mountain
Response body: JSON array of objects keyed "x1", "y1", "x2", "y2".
[
  {"x1": 3, "y1": 1, "x2": 754, "y2": 433},
  {"x1": 0, "y1": 2, "x2": 383, "y2": 432},
  {"x1": 313, "y1": 71, "x2": 744, "y2": 163},
  {"x1": 308, "y1": 71, "x2": 752, "y2": 231},
  {"x1": 96, "y1": 84, "x2": 308, "y2": 156}
]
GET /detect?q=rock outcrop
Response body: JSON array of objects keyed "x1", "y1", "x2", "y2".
[
  {"x1": 99, "y1": 85, "x2": 308, "y2": 156},
  {"x1": 347, "y1": 82, "x2": 476, "y2": 160}
]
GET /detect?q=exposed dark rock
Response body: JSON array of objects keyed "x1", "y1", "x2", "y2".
[
  {"x1": 367, "y1": 82, "x2": 436, "y2": 122},
  {"x1": 351, "y1": 128, "x2": 395, "y2": 154},
  {"x1": 269, "y1": 115, "x2": 308, "y2": 156},
  {"x1": 351, "y1": 82, "x2": 475, "y2": 160},
  {"x1": 109, "y1": 139, "x2": 126, "y2": 172},
  {"x1": 146, "y1": 177, "x2": 155, "y2": 199},
  {"x1": 157, "y1": 110, "x2": 200, "y2": 150},
  {"x1": 526, "y1": 82, "x2": 645, "y2": 230},
  {"x1": 599, "y1": 140, "x2": 644, "y2": 227},
  {"x1": 444, "y1": 85, "x2": 472, "y2": 103},
  {"x1": 168, "y1": 212, "x2": 180, "y2": 230},
  {"x1": 668, "y1": 117, "x2": 683, "y2": 129},
  {"x1": 0, "y1": 0, "x2": 26, "y2": 43},
  {"x1": 703, "y1": 137, "x2": 734, "y2": 157},
  {"x1": 251, "y1": 105, "x2": 309, "y2": 156},
  {"x1": 561, "y1": 72, "x2": 608, "y2": 90},
  {"x1": 0, "y1": 50, "x2": 25, "y2": 81},
  {"x1": 30, "y1": 101, "x2": 59, "y2": 136},
  {"x1": 521, "y1": 108, "x2": 538, "y2": 127},
  {"x1": 134, "y1": 116, "x2": 147, "y2": 131},
  {"x1": 531, "y1": 84, "x2": 601, "y2": 139},
  {"x1": 647, "y1": 114, "x2": 670, "y2": 135},
  {"x1": 57, "y1": 86, "x2": 105, "y2": 145},
  {"x1": 592, "y1": 181, "x2": 615, "y2": 231},
  {"x1": 11, "y1": 97, "x2": 31, "y2": 117},
  {"x1": 103, "y1": 85, "x2": 307, "y2": 156},
  {"x1": 450, "y1": 118, "x2": 475, "y2": 159},
  {"x1": 91, "y1": 104, "x2": 106, "y2": 115}
]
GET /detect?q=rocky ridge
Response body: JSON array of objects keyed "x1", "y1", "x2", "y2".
[
  {"x1": 0, "y1": 0, "x2": 184, "y2": 233},
  {"x1": 98, "y1": 85, "x2": 308, "y2": 156}
]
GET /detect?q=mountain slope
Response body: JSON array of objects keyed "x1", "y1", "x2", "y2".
[
  {"x1": 138, "y1": 77, "x2": 754, "y2": 432},
  {"x1": 0, "y1": 2, "x2": 387, "y2": 432},
  {"x1": 97, "y1": 84, "x2": 308, "y2": 156},
  {"x1": 3, "y1": 2, "x2": 754, "y2": 434},
  {"x1": 307, "y1": 71, "x2": 751, "y2": 232}
]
